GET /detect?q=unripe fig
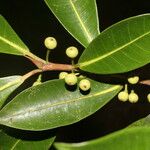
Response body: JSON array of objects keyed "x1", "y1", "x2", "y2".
[
  {"x1": 128, "y1": 76, "x2": 139, "y2": 84},
  {"x1": 79, "y1": 79, "x2": 91, "y2": 91},
  {"x1": 44, "y1": 37, "x2": 57, "y2": 49},
  {"x1": 118, "y1": 91, "x2": 129, "y2": 102},
  {"x1": 59, "y1": 72, "x2": 68, "y2": 79},
  {"x1": 65, "y1": 73, "x2": 77, "y2": 86},
  {"x1": 66, "y1": 46, "x2": 78, "y2": 58},
  {"x1": 128, "y1": 90, "x2": 139, "y2": 103}
]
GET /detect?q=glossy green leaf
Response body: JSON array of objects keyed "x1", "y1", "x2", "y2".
[
  {"x1": 44, "y1": 0, "x2": 100, "y2": 47},
  {"x1": 0, "y1": 129, "x2": 55, "y2": 150},
  {"x1": 55, "y1": 127, "x2": 150, "y2": 150},
  {"x1": 0, "y1": 79, "x2": 121, "y2": 131},
  {"x1": 55, "y1": 115, "x2": 150, "y2": 150},
  {"x1": 54, "y1": 115, "x2": 150, "y2": 150},
  {"x1": 0, "y1": 15, "x2": 30, "y2": 56},
  {"x1": 0, "y1": 76, "x2": 23, "y2": 109},
  {"x1": 79, "y1": 14, "x2": 150, "y2": 74},
  {"x1": 129, "y1": 114, "x2": 150, "y2": 128}
]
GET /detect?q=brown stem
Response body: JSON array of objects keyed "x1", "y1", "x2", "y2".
[
  {"x1": 25, "y1": 54, "x2": 150, "y2": 85},
  {"x1": 25, "y1": 55, "x2": 45, "y2": 69},
  {"x1": 22, "y1": 69, "x2": 42, "y2": 81},
  {"x1": 26, "y1": 55, "x2": 75, "y2": 71},
  {"x1": 42, "y1": 62, "x2": 74, "y2": 71},
  {"x1": 140, "y1": 80, "x2": 150, "y2": 86}
]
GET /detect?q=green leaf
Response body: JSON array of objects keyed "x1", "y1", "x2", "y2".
[
  {"x1": 54, "y1": 127, "x2": 150, "y2": 150},
  {"x1": 79, "y1": 14, "x2": 150, "y2": 74},
  {"x1": 0, "y1": 79, "x2": 121, "y2": 131},
  {"x1": 0, "y1": 15, "x2": 30, "y2": 56},
  {"x1": 0, "y1": 129, "x2": 55, "y2": 150},
  {"x1": 54, "y1": 115, "x2": 150, "y2": 150},
  {"x1": 128, "y1": 114, "x2": 150, "y2": 128},
  {"x1": 0, "y1": 76, "x2": 23, "y2": 109},
  {"x1": 44, "y1": 0, "x2": 100, "y2": 47}
]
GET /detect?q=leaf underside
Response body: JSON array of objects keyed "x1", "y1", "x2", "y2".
[
  {"x1": 79, "y1": 14, "x2": 150, "y2": 74},
  {"x1": 0, "y1": 79, "x2": 121, "y2": 131}
]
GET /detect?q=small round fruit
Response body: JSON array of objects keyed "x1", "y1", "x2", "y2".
[
  {"x1": 128, "y1": 91, "x2": 139, "y2": 103},
  {"x1": 59, "y1": 72, "x2": 68, "y2": 79},
  {"x1": 79, "y1": 75, "x2": 85, "y2": 79},
  {"x1": 44, "y1": 37, "x2": 57, "y2": 49},
  {"x1": 66, "y1": 46, "x2": 78, "y2": 58},
  {"x1": 79, "y1": 79, "x2": 91, "y2": 91},
  {"x1": 147, "y1": 93, "x2": 150, "y2": 102},
  {"x1": 118, "y1": 91, "x2": 128, "y2": 102},
  {"x1": 128, "y1": 76, "x2": 139, "y2": 84},
  {"x1": 65, "y1": 73, "x2": 77, "y2": 86}
]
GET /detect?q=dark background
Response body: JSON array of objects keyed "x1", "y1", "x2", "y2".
[{"x1": 0, "y1": 0, "x2": 150, "y2": 144}]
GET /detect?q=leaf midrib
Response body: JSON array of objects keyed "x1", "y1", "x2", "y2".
[
  {"x1": 69, "y1": 0, "x2": 92, "y2": 42},
  {"x1": 0, "y1": 36, "x2": 29, "y2": 55},
  {"x1": 0, "y1": 85, "x2": 120, "y2": 121},
  {"x1": 0, "y1": 78, "x2": 22, "y2": 91},
  {"x1": 10, "y1": 140, "x2": 20, "y2": 150},
  {"x1": 79, "y1": 30, "x2": 150, "y2": 67}
]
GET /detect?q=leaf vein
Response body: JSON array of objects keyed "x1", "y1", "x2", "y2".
[
  {"x1": 10, "y1": 140, "x2": 20, "y2": 150},
  {"x1": 1, "y1": 85, "x2": 120, "y2": 121},
  {"x1": 80, "y1": 30, "x2": 150, "y2": 67},
  {"x1": 0, "y1": 36, "x2": 29, "y2": 55},
  {"x1": 69, "y1": 0, "x2": 92, "y2": 42}
]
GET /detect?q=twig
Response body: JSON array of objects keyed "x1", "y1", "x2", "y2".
[
  {"x1": 140, "y1": 80, "x2": 150, "y2": 86},
  {"x1": 42, "y1": 62, "x2": 74, "y2": 71},
  {"x1": 25, "y1": 55, "x2": 75, "y2": 71},
  {"x1": 25, "y1": 54, "x2": 150, "y2": 85},
  {"x1": 22, "y1": 69, "x2": 42, "y2": 81},
  {"x1": 25, "y1": 55, "x2": 46, "y2": 69}
]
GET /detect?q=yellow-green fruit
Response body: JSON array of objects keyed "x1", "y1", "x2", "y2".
[
  {"x1": 44, "y1": 37, "x2": 57, "y2": 49},
  {"x1": 79, "y1": 79, "x2": 91, "y2": 91},
  {"x1": 59, "y1": 72, "x2": 68, "y2": 79},
  {"x1": 128, "y1": 92, "x2": 139, "y2": 103},
  {"x1": 79, "y1": 75, "x2": 85, "y2": 79},
  {"x1": 147, "y1": 93, "x2": 150, "y2": 102},
  {"x1": 118, "y1": 91, "x2": 128, "y2": 102},
  {"x1": 65, "y1": 73, "x2": 77, "y2": 86},
  {"x1": 128, "y1": 76, "x2": 139, "y2": 84},
  {"x1": 66, "y1": 46, "x2": 78, "y2": 58}
]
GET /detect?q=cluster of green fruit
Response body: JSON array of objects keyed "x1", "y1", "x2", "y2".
[
  {"x1": 59, "y1": 72, "x2": 91, "y2": 91},
  {"x1": 59, "y1": 46, "x2": 91, "y2": 91},
  {"x1": 35, "y1": 36, "x2": 150, "y2": 98},
  {"x1": 118, "y1": 76, "x2": 150, "y2": 103},
  {"x1": 44, "y1": 36, "x2": 91, "y2": 92}
]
